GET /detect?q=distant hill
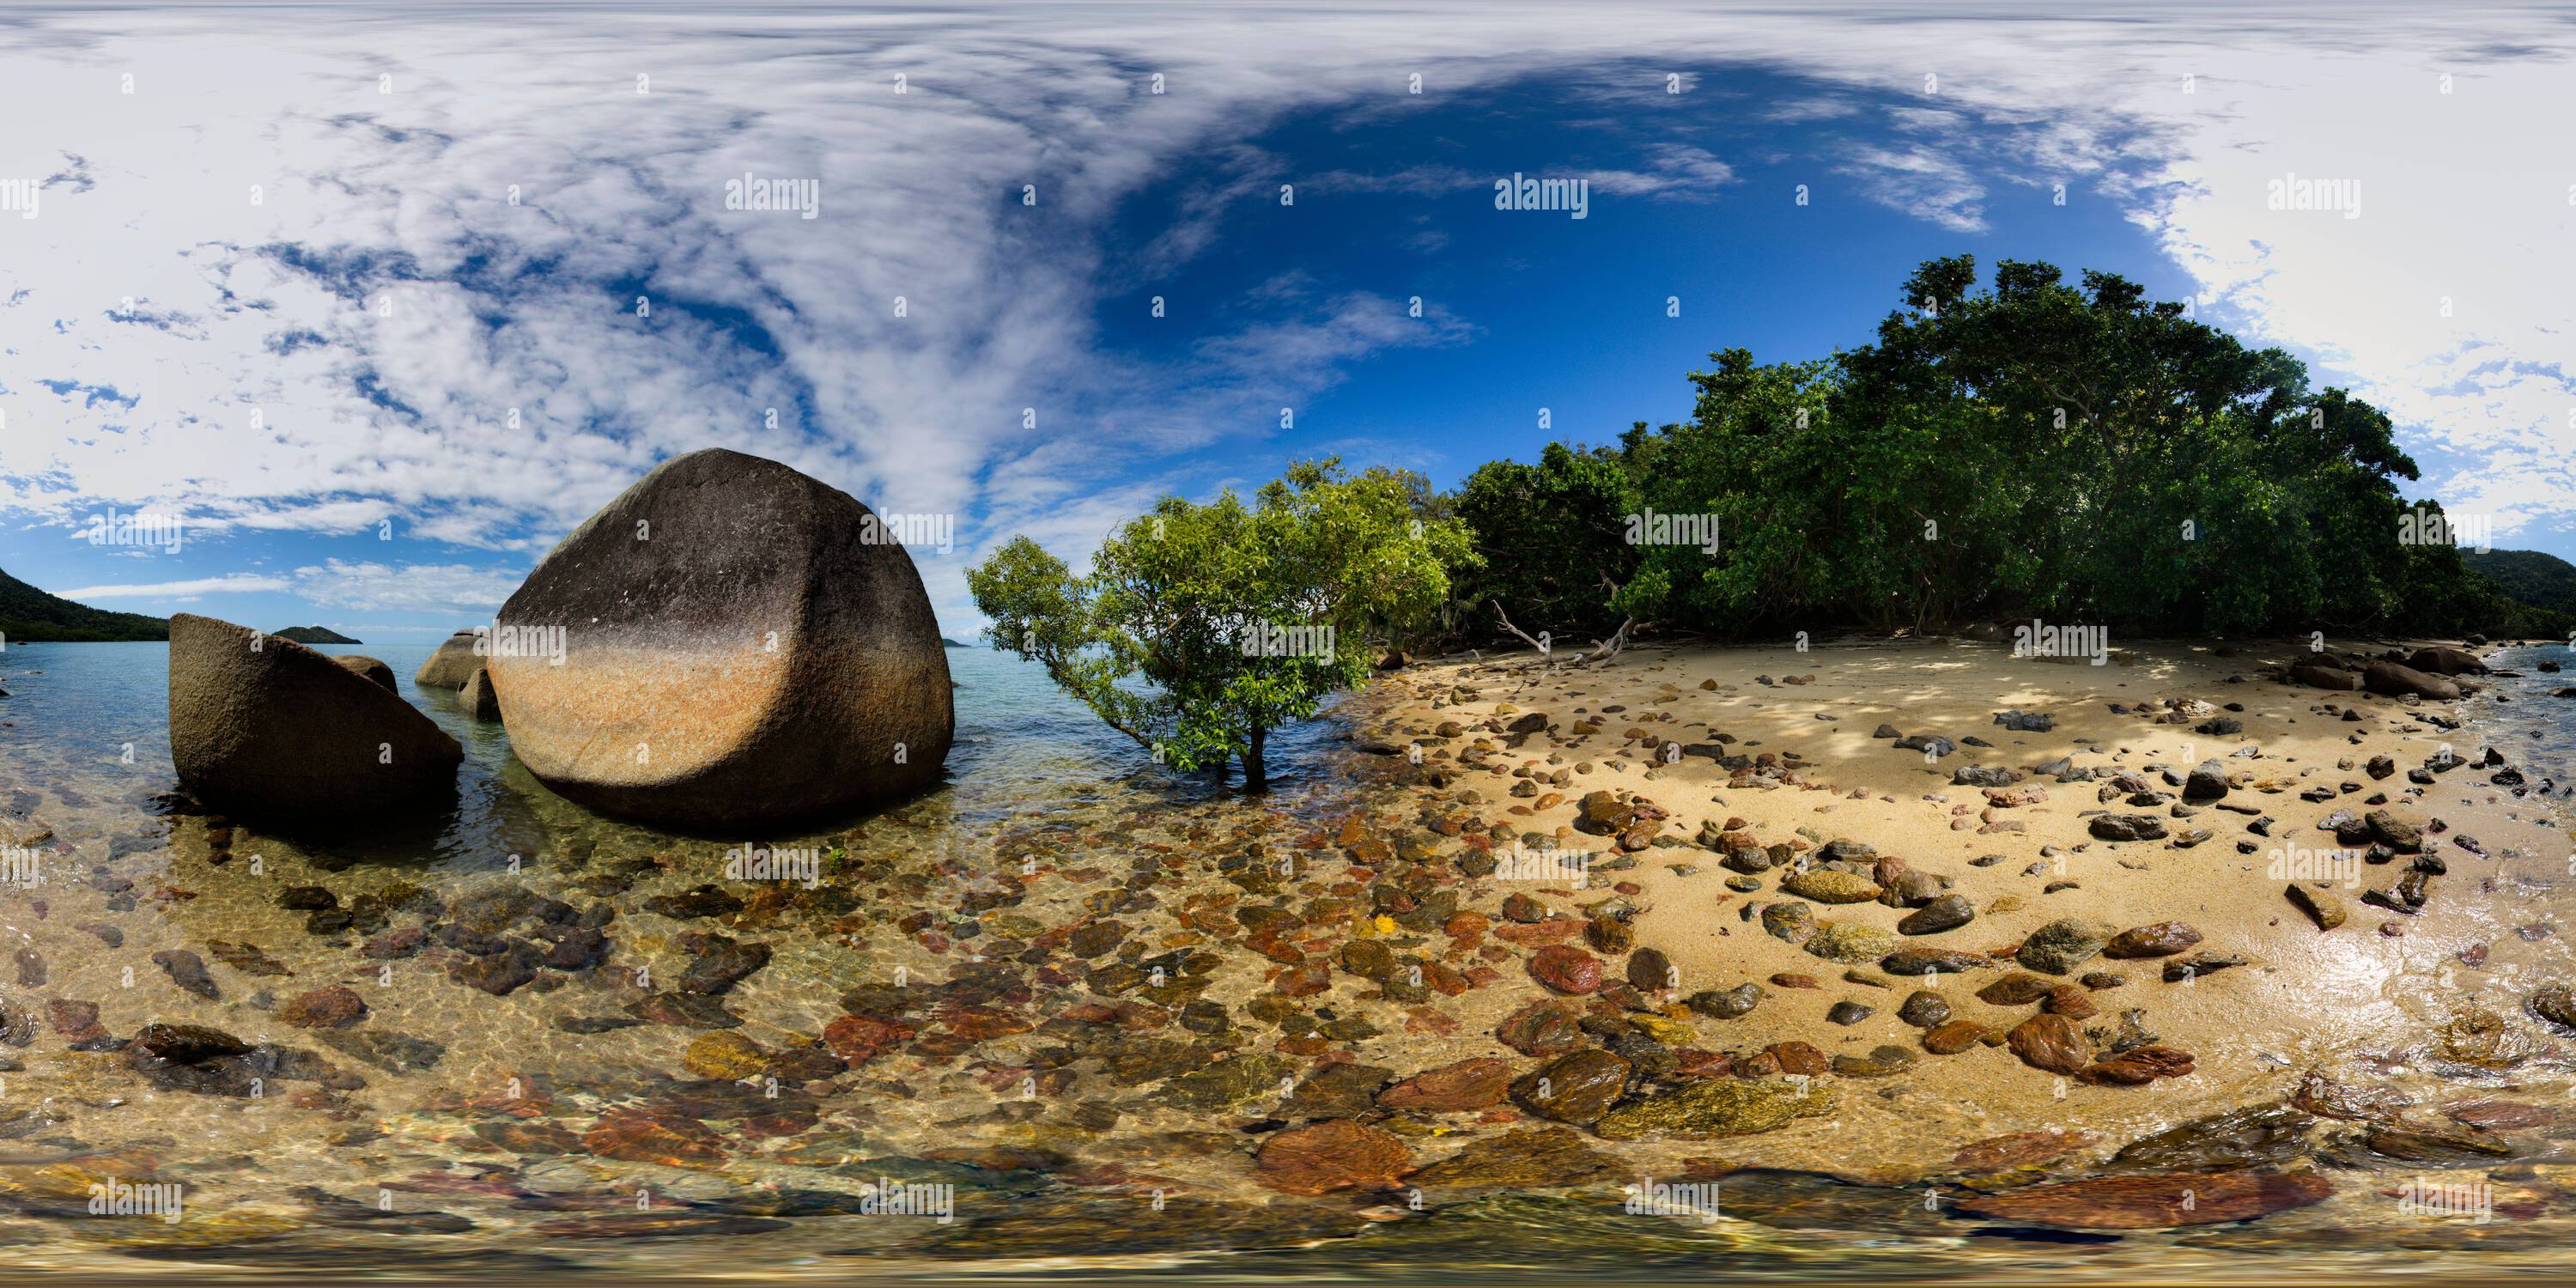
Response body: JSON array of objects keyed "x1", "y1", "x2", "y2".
[
  {"x1": 2465, "y1": 549, "x2": 2576, "y2": 617},
  {"x1": 942, "y1": 636, "x2": 972, "y2": 647},
  {"x1": 274, "y1": 625, "x2": 361, "y2": 645},
  {"x1": 0, "y1": 567, "x2": 170, "y2": 641}
]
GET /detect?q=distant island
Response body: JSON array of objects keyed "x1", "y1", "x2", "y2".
[
  {"x1": 942, "y1": 636, "x2": 971, "y2": 647},
  {"x1": 0, "y1": 567, "x2": 169, "y2": 641},
  {"x1": 2464, "y1": 549, "x2": 2576, "y2": 619},
  {"x1": 273, "y1": 625, "x2": 361, "y2": 645}
]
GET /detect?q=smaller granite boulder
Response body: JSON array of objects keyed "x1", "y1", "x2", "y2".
[
  {"x1": 463, "y1": 667, "x2": 503, "y2": 721},
  {"x1": 168, "y1": 614, "x2": 462, "y2": 817},
  {"x1": 333, "y1": 655, "x2": 398, "y2": 693},
  {"x1": 415, "y1": 629, "x2": 483, "y2": 690}
]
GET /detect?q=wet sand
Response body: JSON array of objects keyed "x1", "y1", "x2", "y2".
[{"x1": 1346, "y1": 634, "x2": 2576, "y2": 1178}]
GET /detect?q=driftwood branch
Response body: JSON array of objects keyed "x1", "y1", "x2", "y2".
[
  {"x1": 1491, "y1": 599, "x2": 1550, "y2": 653},
  {"x1": 1485, "y1": 597, "x2": 1638, "y2": 672}
]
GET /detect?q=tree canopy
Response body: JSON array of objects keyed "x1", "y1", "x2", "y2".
[{"x1": 968, "y1": 459, "x2": 1474, "y2": 787}]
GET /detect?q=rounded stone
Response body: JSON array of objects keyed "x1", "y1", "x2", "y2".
[
  {"x1": 489, "y1": 449, "x2": 953, "y2": 828},
  {"x1": 1510, "y1": 1048, "x2": 1633, "y2": 1124},
  {"x1": 414, "y1": 629, "x2": 482, "y2": 689},
  {"x1": 1897, "y1": 894, "x2": 1975, "y2": 936},
  {"x1": 333, "y1": 654, "x2": 398, "y2": 693}
]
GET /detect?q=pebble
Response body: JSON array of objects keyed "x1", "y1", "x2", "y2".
[
  {"x1": 2007, "y1": 1013, "x2": 2093, "y2": 1074},
  {"x1": 2016, "y1": 919, "x2": 2110, "y2": 974},
  {"x1": 1896, "y1": 894, "x2": 1974, "y2": 936},
  {"x1": 1898, "y1": 991, "x2": 1951, "y2": 1028},
  {"x1": 1528, "y1": 944, "x2": 1605, "y2": 995},
  {"x1": 2103, "y1": 921, "x2": 2202, "y2": 958},
  {"x1": 2285, "y1": 884, "x2": 2348, "y2": 931}
]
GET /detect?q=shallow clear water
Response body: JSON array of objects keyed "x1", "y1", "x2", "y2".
[{"x1": 3, "y1": 638, "x2": 2576, "y2": 1282}]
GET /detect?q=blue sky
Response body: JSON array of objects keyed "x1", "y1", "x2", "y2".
[{"x1": 3, "y1": 4, "x2": 2570, "y2": 641}]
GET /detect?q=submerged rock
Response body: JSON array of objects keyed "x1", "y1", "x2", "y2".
[
  {"x1": 2110, "y1": 1103, "x2": 2314, "y2": 1171},
  {"x1": 1405, "y1": 1126, "x2": 1622, "y2": 1188},
  {"x1": 1593, "y1": 1076, "x2": 1834, "y2": 1140},
  {"x1": 490, "y1": 448, "x2": 954, "y2": 828},
  {"x1": 167, "y1": 614, "x2": 463, "y2": 817},
  {"x1": 1510, "y1": 1049, "x2": 1631, "y2": 1124},
  {"x1": 1956, "y1": 1170, "x2": 2331, "y2": 1229},
  {"x1": 280, "y1": 986, "x2": 368, "y2": 1030},
  {"x1": 1379, "y1": 1057, "x2": 1514, "y2": 1112},
  {"x1": 1255, "y1": 1120, "x2": 1411, "y2": 1194}
]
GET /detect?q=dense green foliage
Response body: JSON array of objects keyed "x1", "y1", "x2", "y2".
[
  {"x1": 974, "y1": 257, "x2": 2563, "y2": 786},
  {"x1": 1451, "y1": 442, "x2": 1638, "y2": 639},
  {"x1": 0, "y1": 568, "x2": 169, "y2": 641},
  {"x1": 1461, "y1": 257, "x2": 2560, "y2": 642},
  {"x1": 969, "y1": 459, "x2": 1473, "y2": 786}
]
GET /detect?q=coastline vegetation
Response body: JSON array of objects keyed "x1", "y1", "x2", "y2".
[{"x1": 980, "y1": 257, "x2": 2572, "y2": 777}]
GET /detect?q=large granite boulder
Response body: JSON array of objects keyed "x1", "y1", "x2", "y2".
[
  {"x1": 489, "y1": 449, "x2": 952, "y2": 827},
  {"x1": 415, "y1": 630, "x2": 482, "y2": 690},
  {"x1": 168, "y1": 614, "x2": 463, "y2": 817},
  {"x1": 2363, "y1": 661, "x2": 2460, "y2": 701},
  {"x1": 2408, "y1": 646, "x2": 2488, "y2": 677}
]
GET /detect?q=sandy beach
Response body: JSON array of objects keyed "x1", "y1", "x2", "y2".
[{"x1": 1345, "y1": 633, "x2": 2576, "y2": 1184}]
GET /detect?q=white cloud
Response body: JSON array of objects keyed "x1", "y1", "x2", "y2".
[
  {"x1": 1583, "y1": 144, "x2": 1737, "y2": 198},
  {"x1": 58, "y1": 559, "x2": 518, "y2": 613},
  {"x1": 3, "y1": 1, "x2": 2571, "y2": 635},
  {"x1": 1835, "y1": 143, "x2": 1988, "y2": 233},
  {"x1": 59, "y1": 574, "x2": 295, "y2": 599}
]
